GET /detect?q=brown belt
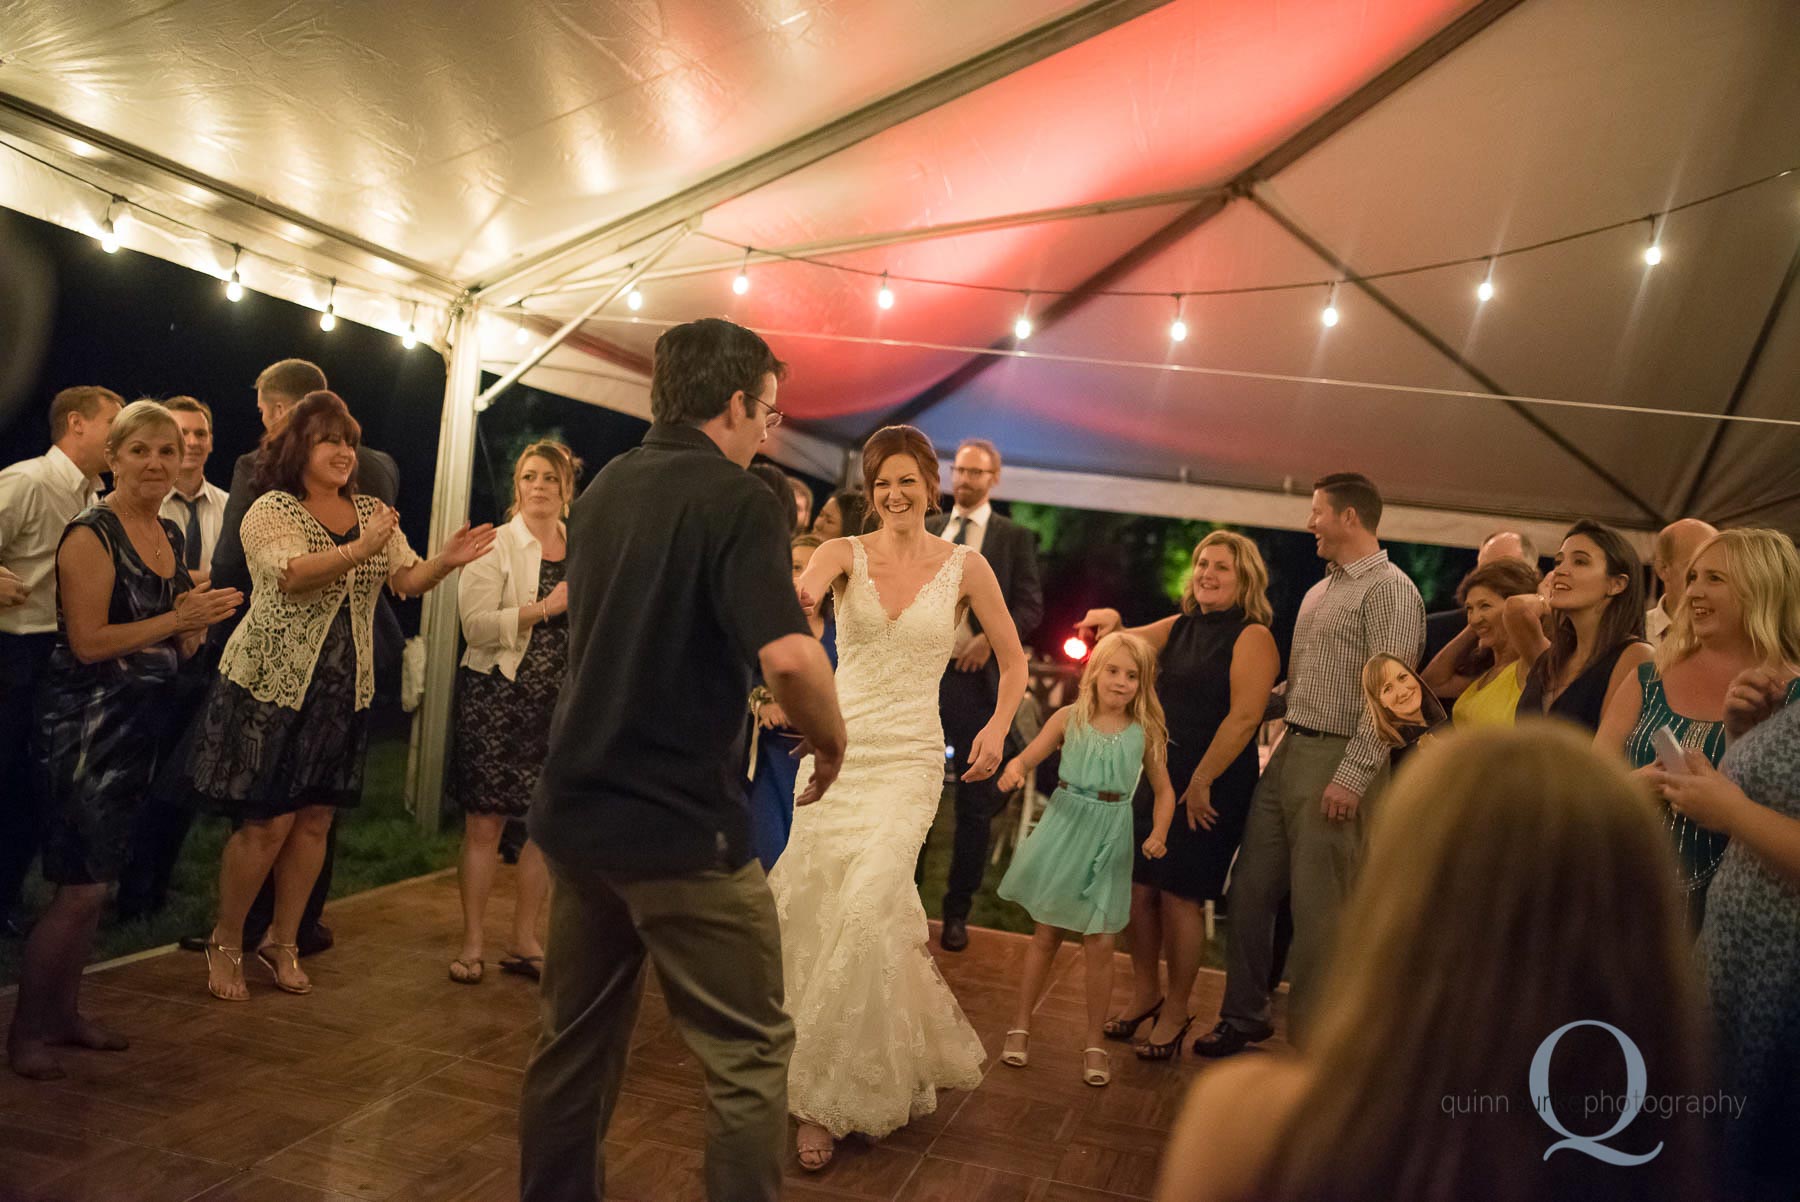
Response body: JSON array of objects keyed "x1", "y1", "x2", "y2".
[{"x1": 1059, "y1": 780, "x2": 1123, "y2": 802}]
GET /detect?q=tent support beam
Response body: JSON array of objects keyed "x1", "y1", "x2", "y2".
[
  {"x1": 1709, "y1": 485, "x2": 1800, "y2": 528},
  {"x1": 0, "y1": 92, "x2": 461, "y2": 295},
  {"x1": 1250, "y1": 194, "x2": 1665, "y2": 526},
  {"x1": 473, "y1": 0, "x2": 1178, "y2": 299},
  {"x1": 1674, "y1": 232, "x2": 1800, "y2": 518},
  {"x1": 473, "y1": 228, "x2": 688, "y2": 411},
  {"x1": 858, "y1": 0, "x2": 1530, "y2": 441},
  {"x1": 410, "y1": 298, "x2": 484, "y2": 829}
]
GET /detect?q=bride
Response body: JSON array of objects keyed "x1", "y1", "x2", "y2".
[{"x1": 772, "y1": 424, "x2": 1027, "y2": 1170}]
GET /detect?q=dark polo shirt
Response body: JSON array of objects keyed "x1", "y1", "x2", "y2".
[{"x1": 531, "y1": 423, "x2": 809, "y2": 880}]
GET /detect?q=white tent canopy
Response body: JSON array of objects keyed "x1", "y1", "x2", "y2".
[{"x1": 4, "y1": 0, "x2": 1797, "y2": 813}]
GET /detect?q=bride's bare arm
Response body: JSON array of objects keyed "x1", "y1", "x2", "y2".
[
  {"x1": 961, "y1": 553, "x2": 1028, "y2": 781},
  {"x1": 795, "y1": 538, "x2": 853, "y2": 616}
]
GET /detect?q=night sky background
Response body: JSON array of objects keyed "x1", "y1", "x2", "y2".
[{"x1": 1, "y1": 207, "x2": 1476, "y2": 655}]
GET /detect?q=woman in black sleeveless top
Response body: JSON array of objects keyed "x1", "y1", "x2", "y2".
[
  {"x1": 1077, "y1": 532, "x2": 1280, "y2": 1059},
  {"x1": 1505, "y1": 519, "x2": 1651, "y2": 732}
]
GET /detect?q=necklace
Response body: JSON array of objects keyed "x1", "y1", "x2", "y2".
[{"x1": 108, "y1": 499, "x2": 170, "y2": 564}]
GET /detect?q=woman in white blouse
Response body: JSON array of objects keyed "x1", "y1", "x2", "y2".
[
  {"x1": 191, "y1": 392, "x2": 494, "y2": 1002},
  {"x1": 447, "y1": 441, "x2": 578, "y2": 985}
]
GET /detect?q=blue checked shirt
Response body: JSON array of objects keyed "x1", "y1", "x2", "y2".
[{"x1": 1284, "y1": 549, "x2": 1426, "y2": 795}]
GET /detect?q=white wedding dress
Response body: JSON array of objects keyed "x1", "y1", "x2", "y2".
[{"x1": 769, "y1": 535, "x2": 987, "y2": 1139}]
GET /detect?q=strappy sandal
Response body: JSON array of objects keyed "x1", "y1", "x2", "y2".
[
  {"x1": 1001, "y1": 1029, "x2": 1030, "y2": 1067},
  {"x1": 796, "y1": 1123, "x2": 835, "y2": 1172},
  {"x1": 1102, "y1": 998, "x2": 1161, "y2": 1041},
  {"x1": 205, "y1": 941, "x2": 249, "y2": 1002},
  {"x1": 1082, "y1": 1046, "x2": 1112, "y2": 1087},
  {"x1": 256, "y1": 942, "x2": 313, "y2": 995},
  {"x1": 1135, "y1": 1015, "x2": 1195, "y2": 1062},
  {"x1": 498, "y1": 954, "x2": 543, "y2": 981},
  {"x1": 448, "y1": 958, "x2": 484, "y2": 985}
]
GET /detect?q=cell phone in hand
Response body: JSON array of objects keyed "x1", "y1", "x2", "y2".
[{"x1": 1652, "y1": 727, "x2": 1687, "y2": 774}]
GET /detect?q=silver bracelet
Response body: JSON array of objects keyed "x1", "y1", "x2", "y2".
[{"x1": 336, "y1": 544, "x2": 357, "y2": 568}]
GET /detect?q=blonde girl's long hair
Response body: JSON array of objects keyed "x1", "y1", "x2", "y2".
[
  {"x1": 508, "y1": 439, "x2": 583, "y2": 519},
  {"x1": 1181, "y1": 530, "x2": 1274, "y2": 627},
  {"x1": 1655, "y1": 527, "x2": 1800, "y2": 674},
  {"x1": 1253, "y1": 725, "x2": 1715, "y2": 1202},
  {"x1": 1072, "y1": 632, "x2": 1168, "y2": 768}
]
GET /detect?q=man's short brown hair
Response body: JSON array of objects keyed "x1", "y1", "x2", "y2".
[
  {"x1": 49, "y1": 386, "x2": 124, "y2": 440},
  {"x1": 1313, "y1": 471, "x2": 1384, "y2": 533},
  {"x1": 254, "y1": 359, "x2": 327, "y2": 401},
  {"x1": 161, "y1": 395, "x2": 213, "y2": 430}
]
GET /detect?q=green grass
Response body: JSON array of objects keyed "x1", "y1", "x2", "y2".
[{"x1": 0, "y1": 735, "x2": 461, "y2": 989}]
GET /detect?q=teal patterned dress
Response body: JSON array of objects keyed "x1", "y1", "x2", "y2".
[{"x1": 998, "y1": 712, "x2": 1144, "y2": 934}]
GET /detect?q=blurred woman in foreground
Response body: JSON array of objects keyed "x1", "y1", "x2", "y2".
[{"x1": 1156, "y1": 724, "x2": 1715, "y2": 1202}]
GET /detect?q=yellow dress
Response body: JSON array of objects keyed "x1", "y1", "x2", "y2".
[{"x1": 1453, "y1": 661, "x2": 1526, "y2": 728}]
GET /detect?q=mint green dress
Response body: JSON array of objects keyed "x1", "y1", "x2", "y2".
[{"x1": 998, "y1": 713, "x2": 1144, "y2": 934}]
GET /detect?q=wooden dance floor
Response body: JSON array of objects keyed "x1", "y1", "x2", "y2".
[{"x1": 0, "y1": 871, "x2": 1287, "y2": 1201}]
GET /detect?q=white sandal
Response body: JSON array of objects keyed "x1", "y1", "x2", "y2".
[
  {"x1": 1002, "y1": 1029, "x2": 1030, "y2": 1067},
  {"x1": 1082, "y1": 1046, "x2": 1111, "y2": 1087}
]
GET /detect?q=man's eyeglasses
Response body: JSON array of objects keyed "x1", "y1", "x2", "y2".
[
  {"x1": 748, "y1": 394, "x2": 783, "y2": 429},
  {"x1": 951, "y1": 466, "x2": 992, "y2": 478}
]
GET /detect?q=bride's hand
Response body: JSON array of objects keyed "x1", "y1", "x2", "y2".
[{"x1": 963, "y1": 724, "x2": 1006, "y2": 782}]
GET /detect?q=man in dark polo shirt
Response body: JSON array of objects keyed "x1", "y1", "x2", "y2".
[{"x1": 521, "y1": 318, "x2": 845, "y2": 1202}]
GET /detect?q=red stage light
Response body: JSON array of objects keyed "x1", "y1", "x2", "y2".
[{"x1": 1063, "y1": 636, "x2": 1090, "y2": 661}]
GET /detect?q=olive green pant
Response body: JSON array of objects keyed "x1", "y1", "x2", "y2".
[{"x1": 519, "y1": 859, "x2": 793, "y2": 1202}]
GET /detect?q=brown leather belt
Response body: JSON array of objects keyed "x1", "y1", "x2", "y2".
[{"x1": 1059, "y1": 780, "x2": 1123, "y2": 802}]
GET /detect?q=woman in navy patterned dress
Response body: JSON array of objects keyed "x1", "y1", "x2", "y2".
[{"x1": 7, "y1": 403, "x2": 240, "y2": 1080}]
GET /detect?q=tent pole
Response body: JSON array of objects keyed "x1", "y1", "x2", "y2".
[{"x1": 410, "y1": 295, "x2": 482, "y2": 830}]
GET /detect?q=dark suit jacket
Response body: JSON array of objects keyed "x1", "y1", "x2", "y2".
[
  {"x1": 927, "y1": 507, "x2": 1043, "y2": 648},
  {"x1": 208, "y1": 446, "x2": 402, "y2": 660}
]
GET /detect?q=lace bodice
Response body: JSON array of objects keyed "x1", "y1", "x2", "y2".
[{"x1": 830, "y1": 536, "x2": 969, "y2": 735}]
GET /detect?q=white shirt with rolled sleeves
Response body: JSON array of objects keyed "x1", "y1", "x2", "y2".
[
  {"x1": 0, "y1": 445, "x2": 102, "y2": 634},
  {"x1": 1283, "y1": 549, "x2": 1426, "y2": 796},
  {"x1": 458, "y1": 513, "x2": 559, "y2": 681}
]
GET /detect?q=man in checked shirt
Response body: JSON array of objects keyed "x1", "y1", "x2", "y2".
[{"x1": 1195, "y1": 473, "x2": 1425, "y2": 1054}]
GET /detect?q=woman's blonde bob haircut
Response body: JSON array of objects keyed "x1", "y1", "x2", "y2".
[
  {"x1": 1251, "y1": 724, "x2": 1714, "y2": 1202},
  {"x1": 1180, "y1": 530, "x2": 1273, "y2": 626},
  {"x1": 1656, "y1": 527, "x2": 1800, "y2": 675},
  {"x1": 104, "y1": 399, "x2": 180, "y2": 458}
]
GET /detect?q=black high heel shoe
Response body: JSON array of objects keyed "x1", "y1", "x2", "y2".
[
  {"x1": 1135, "y1": 1015, "x2": 1195, "y2": 1061},
  {"x1": 1102, "y1": 998, "x2": 1163, "y2": 1042}
]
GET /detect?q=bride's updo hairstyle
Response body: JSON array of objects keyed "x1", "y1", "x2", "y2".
[{"x1": 860, "y1": 425, "x2": 942, "y2": 526}]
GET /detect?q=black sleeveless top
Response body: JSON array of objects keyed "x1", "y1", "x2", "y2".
[{"x1": 1519, "y1": 639, "x2": 1635, "y2": 732}]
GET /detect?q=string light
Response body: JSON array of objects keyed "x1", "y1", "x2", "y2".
[
  {"x1": 514, "y1": 307, "x2": 529, "y2": 344},
  {"x1": 1320, "y1": 282, "x2": 1340, "y2": 328},
  {"x1": 1013, "y1": 293, "x2": 1033, "y2": 342},
  {"x1": 401, "y1": 302, "x2": 418, "y2": 349},
  {"x1": 732, "y1": 247, "x2": 751, "y2": 295},
  {"x1": 97, "y1": 197, "x2": 120, "y2": 253},
  {"x1": 877, "y1": 271, "x2": 895, "y2": 310},
  {"x1": 1642, "y1": 216, "x2": 1664, "y2": 266},
  {"x1": 224, "y1": 244, "x2": 244, "y2": 301},
  {"x1": 1168, "y1": 294, "x2": 1188, "y2": 342},
  {"x1": 319, "y1": 278, "x2": 337, "y2": 331},
  {"x1": 1476, "y1": 259, "x2": 1496, "y2": 303},
  {"x1": 626, "y1": 284, "x2": 644, "y2": 311}
]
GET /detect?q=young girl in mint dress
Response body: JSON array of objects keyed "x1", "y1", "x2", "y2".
[{"x1": 993, "y1": 632, "x2": 1176, "y2": 1087}]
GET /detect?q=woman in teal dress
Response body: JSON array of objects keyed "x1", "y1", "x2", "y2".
[
  {"x1": 989, "y1": 633, "x2": 1176, "y2": 1087},
  {"x1": 1597, "y1": 528, "x2": 1800, "y2": 927}
]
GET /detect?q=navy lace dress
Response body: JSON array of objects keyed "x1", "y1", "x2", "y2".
[{"x1": 35, "y1": 506, "x2": 192, "y2": 885}]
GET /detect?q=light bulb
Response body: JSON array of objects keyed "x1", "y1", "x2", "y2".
[
  {"x1": 1063, "y1": 636, "x2": 1090, "y2": 662},
  {"x1": 319, "y1": 306, "x2": 336, "y2": 332},
  {"x1": 1320, "y1": 304, "x2": 1339, "y2": 328},
  {"x1": 514, "y1": 322, "x2": 529, "y2": 344},
  {"x1": 1013, "y1": 315, "x2": 1033, "y2": 341},
  {"x1": 99, "y1": 218, "x2": 118, "y2": 254},
  {"x1": 402, "y1": 326, "x2": 417, "y2": 349},
  {"x1": 626, "y1": 285, "x2": 644, "y2": 311},
  {"x1": 1476, "y1": 278, "x2": 1495, "y2": 302},
  {"x1": 226, "y1": 273, "x2": 244, "y2": 302},
  {"x1": 732, "y1": 271, "x2": 750, "y2": 295},
  {"x1": 1643, "y1": 243, "x2": 1663, "y2": 267},
  {"x1": 1169, "y1": 318, "x2": 1188, "y2": 342},
  {"x1": 877, "y1": 284, "x2": 894, "y2": 310}
]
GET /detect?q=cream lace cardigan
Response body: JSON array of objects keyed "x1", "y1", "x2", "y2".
[{"x1": 218, "y1": 490, "x2": 419, "y2": 711}]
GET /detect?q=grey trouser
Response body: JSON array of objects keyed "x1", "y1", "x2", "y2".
[
  {"x1": 1220, "y1": 732, "x2": 1385, "y2": 1043},
  {"x1": 519, "y1": 859, "x2": 793, "y2": 1202}
]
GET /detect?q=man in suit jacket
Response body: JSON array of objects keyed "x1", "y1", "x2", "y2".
[
  {"x1": 926, "y1": 438, "x2": 1042, "y2": 951},
  {"x1": 182, "y1": 359, "x2": 400, "y2": 958}
]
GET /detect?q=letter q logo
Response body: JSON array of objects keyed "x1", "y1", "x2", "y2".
[{"x1": 1529, "y1": 1020, "x2": 1662, "y2": 1166}]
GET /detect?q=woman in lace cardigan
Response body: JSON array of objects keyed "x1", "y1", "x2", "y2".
[{"x1": 190, "y1": 392, "x2": 494, "y2": 1002}]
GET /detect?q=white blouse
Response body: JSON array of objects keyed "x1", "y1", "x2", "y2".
[
  {"x1": 458, "y1": 514, "x2": 564, "y2": 681},
  {"x1": 219, "y1": 491, "x2": 419, "y2": 711}
]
